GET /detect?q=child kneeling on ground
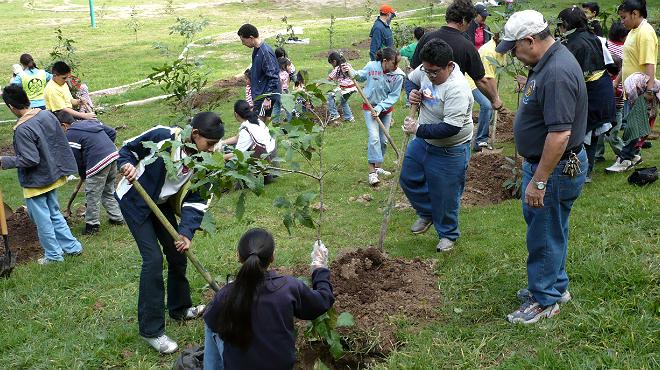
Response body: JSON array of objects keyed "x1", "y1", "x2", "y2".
[
  {"x1": 54, "y1": 111, "x2": 124, "y2": 235},
  {"x1": 115, "y1": 112, "x2": 225, "y2": 354},
  {"x1": 0, "y1": 85, "x2": 83, "y2": 264},
  {"x1": 203, "y1": 228, "x2": 334, "y2": 370}
]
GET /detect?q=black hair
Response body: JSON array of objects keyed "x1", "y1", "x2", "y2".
[
  {"x1": 19, "y1": 54, "x2": 37, "y2": 70},
  {"x1": 618, "y1": 0, "x2": 647, "y2": 18},
  {"x1": 53, "y1": 110, "x2": 75, "y2": 124},
  {"x1": 327, "y1": 51, "x2": 346, "y2": 66},
  {"x1": 191, "y1": 111, "x2": 224, "y2": 139},
  {"x1": 413, "y1": 27, "x2": 425, "y2": 41},
  {"x1": 238, "y1": 23, "x2": 259, "y2": 38},
  {"x1": 608, "y1": 21, "x2": 629, "y2": 42},
  {"x1": 420, "y1": 39, "x2": 454, "y2": 68},
  {"x1": 51, "y1": 61, "x2": 71, "y2": 75},
  {"x1": 1, "y1": 84, "x2": 30, "y2": 110},
  {"x1": 213, "y1": 228, "x2": 275, "y2": 349},
  {"x1": 375, "y1": 47, "x2": 400, "y2": 63},
  {"x1": 607, "y1": 54, "x2": 622, "y2": 75},
  {"x1": 445, "y1": 0, "x2": 476, "y2": 25},
  {"x1": 581, "y1": 2, "x2": 600, "y2": 15},
  {"x1": 275, "y1": 47, "x2": 287, "y2": 59},
  {"x1": 234, "y1": 99, "x2": 259, "y2": 125},
  {"x1": 558, "y1": 7, "x2": 588, "y2": 31},
  {"x1": 278, "y1": 57, "x2": 290, "y2": 70},
  {"x1": 295, "y1": 70, "x2": 306, "y2": 87}
]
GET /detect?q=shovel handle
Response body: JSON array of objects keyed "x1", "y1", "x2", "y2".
[
  {"x1": 130, "y1": 180, "x2": 221, "y2": 292},
  {"x1": 0, "y1": 191, "x2": 7, "y2": 236}
]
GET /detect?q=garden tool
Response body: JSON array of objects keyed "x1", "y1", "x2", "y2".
[
  {"x1": 378, "y1": 104, "x2": 418, "y2": 249},
  {"x1": 131, "y1": 180, "x2": 221, "y2": 292},
  {"x1": 0, "y1": 189, "x2": 16, "y2": 278},
  {"x1": 490, "y1": 110, "x2": 498, "y2": 147},
  {"x1": 64, "y1": 178, "x2": 85, "y2": 218}
]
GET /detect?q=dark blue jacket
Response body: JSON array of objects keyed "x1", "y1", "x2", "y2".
[
  {"x1": 250, "y1": 42, "x2": 281, "y2": 102},
  {"x1": 114, "y1": 126, "x2": 209, "y2": 240},
  {"x1": 66, "y1": 120, "x2": 118, "y2": 178},
  {"x1": 0, "y1": 109, "x2": 77, "y2": 188},
  {"x1": 204, "y1": 268, "x2": 334, "y2": 370},
  {"x1": 369, "y1": 17, "x2": 393, "y2": 60}
]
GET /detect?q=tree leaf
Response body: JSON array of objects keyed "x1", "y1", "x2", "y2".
[
  {"x1": 235, "y1": 192, "x2": 246, "y2": 220},
  {"x1": 273, "y1": 196, "x2": 291, "y2": 209},
  {"x1": 200, "y1": 212, "x2": 217, "y2": 236},
  {"x1": 336, "y1": 312, "x2": 354, "y2": 327},
  {"x1": 295, "y1": 192, "x2": 317, "y2": 207},
  {"x1": 282, "y1": 213, "x2": 294, "y2": 235}
]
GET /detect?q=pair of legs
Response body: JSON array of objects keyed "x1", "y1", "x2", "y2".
[
  {"x1": 472, "y1": 88, "x2": 493, "y2": 149},
  {"x1": 595, "y1": 108, "x2": 624, "y2": 160},
  {"x1": 327, "y1": 92, "x2": 354, "y2": 121},
  {"x1": 25, "y1": 188, "x2": 83, "y2": 261},
  {"x1": 400, "y1": 139, "x2": 471, "y2": 242},
  {"x1": 84, "y1": 163, "x2": 124, "y2": 225},
  {"x1": 364, "y1": 110, "x2": 392, "y2": 173}
]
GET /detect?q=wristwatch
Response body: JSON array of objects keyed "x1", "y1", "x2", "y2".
[{"x1": 533, "y1": 180, "x2": 546, "y2": 190}]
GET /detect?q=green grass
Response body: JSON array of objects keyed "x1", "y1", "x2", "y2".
[{"x1": 1, "y1": 0, "x2": 659, "y2": 368}]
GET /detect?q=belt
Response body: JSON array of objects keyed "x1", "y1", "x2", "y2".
[{"x1": 525, "y1": 145, "x2": 583, "y2": 164}]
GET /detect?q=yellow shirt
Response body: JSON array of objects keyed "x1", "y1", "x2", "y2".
[
  {"x1": 622, "y1": 20, "x2": 658, "y2": 83},
  {"x1": 466, "y1": 39, "x2": 506, "y2": 90},
  {"x1": 23, "y1": 176, "x2": 67, "y2": 199},
  {"x1": 44, "y1": 79, "x2": 73, "y2": 111}
]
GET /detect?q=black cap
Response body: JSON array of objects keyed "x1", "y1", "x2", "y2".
[
  {"x1": 475, "y1": 4, "x2": 489, "y2": 18},
  {"x1": 191, "y1": 112, "x2": 225, "y2": 140}
]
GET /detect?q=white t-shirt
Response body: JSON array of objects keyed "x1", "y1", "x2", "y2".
[{"x1": 236, "y1": 119, "x2": 276, "y2": 153}]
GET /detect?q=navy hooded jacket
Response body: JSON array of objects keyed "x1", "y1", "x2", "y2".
[{"x1": 65, "y1": 120, "x2": 118, "y2": 178}]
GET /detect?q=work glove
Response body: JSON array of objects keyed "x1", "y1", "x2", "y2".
[{"x1": 310, "y1": 240, "x2": 328, "y2": 271}]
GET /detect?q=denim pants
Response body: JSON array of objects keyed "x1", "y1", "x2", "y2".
[
  {"x1": 400, "y1": 139, "x2": 471, "y2": 241},
  {"x1": 204, "y1": 324, "x2": 225, "y2": 370},
  {"x1": 522, "y1": 148, "x2": 587, "y2": 306},
  {"x1": 364, "y1": 110, "x2": 392, "y2": 164},
  {"x1": 584, "y1": 133, "x2": 600, "y2": 176},
  {"x1": 25, "y1": 188, "x2": 82, "y2": 261},
  {"x1": 472, "y1": 88, "x2": 492, "y2": 146},
  {"x1": 595, "y1": 108, "x2": 624, "y2": 159},
  {"x1": 84, "y1": 163, "x2": 124, "y2": 225},
  {"x1": 327, "y1": 92, "x2": 354, "y2": 120},
  {"x1": 123, "y1": 205, "x2": 192, "y2": 337}
]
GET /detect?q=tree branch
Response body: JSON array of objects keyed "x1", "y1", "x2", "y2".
[{"x1": 266, "y1": 166, "x2": 321, "y2": 181}]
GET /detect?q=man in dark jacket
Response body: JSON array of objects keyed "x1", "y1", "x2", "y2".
[
  {"x1": 369, "y1": 4, "x2": 396, "y2": 60},
  {"x1": 465, "y1": 4, "x2": 492, "y2": 49},
  {"x1": 0, "y1": 84, "x2": 82, "y2": 265},
  {"x1": 54, "y1": 111, "x2": 124, "y2": 235}
]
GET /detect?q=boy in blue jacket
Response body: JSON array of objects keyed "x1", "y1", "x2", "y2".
[
  {"x1": 115, "y1": 112, "x2": 224, "y2": 354},
  {"x1": 54, "y1": 111, "x2": 124, "y2": 235},
  {"x1": 0, "y1": 85, "x2": 82, "y2": 265}
]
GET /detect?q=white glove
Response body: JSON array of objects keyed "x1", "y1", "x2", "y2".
[{"x1": 310, "y1": 240, "x2": 328, "y2": 270}]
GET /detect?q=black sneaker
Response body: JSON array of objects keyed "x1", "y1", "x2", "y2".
[
  {"x1": 83, "y1": 223, "x2": 100, "y2": 235},
  {"x1": 109, "y1": 219, "x2": 125, "y2": 226},
  {"x1": 641, "y1": 141, "x2": 652, "y2": 149}
]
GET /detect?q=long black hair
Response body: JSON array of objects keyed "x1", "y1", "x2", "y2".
[
  {"x1": 558, "y1": 6, "x2": 588, "y2": 31},
  {"x1": 234, "y1": 99, "x2": 259, "y2": 125},
  {"x1": 375, "y1": 47, "x2": 400, "y2": 65},
  {"x1": 213, "y1": 228, "x2": 275, "y2": 349},
  {"x1": 19, "y1": 54, "x2": 37, "y2": 70},
  {"x1": 618, "y1": 0, "x2": 647, "y2": 18}
]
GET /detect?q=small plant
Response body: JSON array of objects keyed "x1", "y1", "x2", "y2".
[
  {"x1": 305, "y1": 307, "x2": 354, "y2": 359},
  {"x1": 164, "y1": 0, "x2": 175, "y2": 15},
  {"x1": 275, "y1": 16, "x2": 299, "y2": 48},
  {"x1": 425, "y1": 1, "x2": 435, "y2": 23},
  {"x1": 391, "y1": 21, "x2": 417, "y2": 49},
  {"x1": 363, "y1": 0, "x2": 375, "y2": 21},
  {"x1": 95, "y1": 1, "x2": 109, "y2": 20},
  {"x1": 146, "y1": 57, "x2": 212, "y2": 115},
  {"x1": 127, "y1": 6, "x2": 143, "y2": 42},
  {"x1": 502, "y1": 157, "x2": 522, "y2": 198},
  {"x1": 49, "y1": 28, "x2": 80, "y2": 73},
  {"x1": 327, "y1": 15, "x2": 337, "y2": 50},
  {"x1": 169, "y1": 16, "x2": 210, "y2": 48}
]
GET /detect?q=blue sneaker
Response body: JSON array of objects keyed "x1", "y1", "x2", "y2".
[
  {"x1": 507, "y1": 297, "x2": 560, "y2": 324},
  {"x1": 516, "y1": 288, "x2": 572, "y2": 304}
]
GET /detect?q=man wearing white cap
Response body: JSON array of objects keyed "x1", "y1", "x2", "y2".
[{"x1": 496, "y1": 10, "x2": 588, "y2": 324}]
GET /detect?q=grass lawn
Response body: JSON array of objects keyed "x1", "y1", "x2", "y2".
[{"x1": 0, "y1": 0, "x2": 658, "y2": 368}]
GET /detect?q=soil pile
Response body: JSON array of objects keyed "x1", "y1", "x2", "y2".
[
  {"x1": 188, "y1": 87, "x2": 233, "y2": 109},
  {"x1": 351, "y1": 39, "x2": 371, "y2": 49},
  {"x1": 463, "y1": 152, "x2": 521, "y2": 206},
  {"x1": 213, "y1": 76, "x2": 245, "y2": 88},
  {"x1": 472, "y1": 107, "x2": 515, "y2": 143},
  {"x1": 0, "y1": 206, "x2": 41, "y2": 264},
  {"x1": 316, "y1": 49, "x2": 361, "y2": 61}
]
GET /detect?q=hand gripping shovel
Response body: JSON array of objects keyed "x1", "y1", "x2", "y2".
[
  {"x1": 0, "y1": 190, "x2": 16, "y2": 278},
  {"x1": 130, "y1": 180, "x2": 221, "y2": 292}
]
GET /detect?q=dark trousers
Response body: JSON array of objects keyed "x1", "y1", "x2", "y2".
[{"x1": 124, "y1": 205, "x2": 192, "y2": 337}]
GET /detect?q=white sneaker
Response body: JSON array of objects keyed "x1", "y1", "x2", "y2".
[
  {"x1": 183, "y1": 304, "x2": 206, "y2": 320},
  {"x1": 142, "y1": 334, "x2": 178, "y2": 354},
  {"x1": 375, "y1": 168, "x2": 392, "y2": 177},
  {"x1": 368, "y1": 172, "x2": 380, "y2": 186},
  {"x1": 37, "y1": 257, "x2": 62, "y2": 265},
  {"x1": 632, "y1": 154, "x2": 643, "y2": 166},
  {"x1": 605, "y1": 157, "x2": 633, "y2": 173}
]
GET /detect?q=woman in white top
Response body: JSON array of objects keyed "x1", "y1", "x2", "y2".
[{"x1": 223, "y1": 100, "x2": 276, "y2": 161}]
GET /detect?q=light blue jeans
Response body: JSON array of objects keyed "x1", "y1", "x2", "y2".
[
  {"x1": 327, "y1": 92, "x2": 354, "y2": 120},
  {"x1": 25, "y1": 188, "x2": 82, "y2": 261},
  {"x1": 364, "y1": 110, "x2": 392, "y2": 164},
  {"x1": 204, "y1": 324, "x2": 225, "y2": 370},
  {"x1": 472, "y1": 88, "x2": 492, "y2": 147}
]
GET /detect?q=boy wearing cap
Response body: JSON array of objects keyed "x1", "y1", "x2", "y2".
[
  {"x1": 369, "y1": 4, "x2": 396, "y2": 61},
  {"x1": 466, "y1": 4, "x2": 492, "y2": 49},
  {"x1": 496, "y1": 10, "x2": 588, "y2": 324}
]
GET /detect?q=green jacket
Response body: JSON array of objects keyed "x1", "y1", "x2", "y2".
[{"x1": 400, "y1": 41, "x2": 418, "y2": 60}]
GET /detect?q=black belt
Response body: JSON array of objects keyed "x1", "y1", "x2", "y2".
[{"x1": 525, "y1": 145, "x2": 583, "y2": 164}]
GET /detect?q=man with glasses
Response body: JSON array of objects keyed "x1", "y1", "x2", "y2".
[
  {"x1": 44, "y1": 61, "x2": 96, "y2": 120},
  {"x1": 496, "y1": 10, "x2": 588, "y2": 324}
]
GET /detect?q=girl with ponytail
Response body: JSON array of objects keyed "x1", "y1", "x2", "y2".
[
  {"x1": 222, "y1": 99, "x2": 276, "y2": 161},
  {"x1": 203, "y1": 229, "x2": 334, "y2": 370},
  {"x1": 12, "y1": 53, "x2": 53, "y2": 109}
]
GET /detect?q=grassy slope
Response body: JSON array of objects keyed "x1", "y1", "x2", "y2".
[{"x1": 0, "y1": 0, "x2": 658, "y2": 368}]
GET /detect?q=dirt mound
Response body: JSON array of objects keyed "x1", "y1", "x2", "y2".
[
  {"x1": 293, "y1": 247, "x2": 440, "y2": 369},
  {"x1": 463, "y1": 152, "x2": 521, "y2": 206},
  {"x1": 0, "y1": 143, "x2": 14, "y2": 156},
  {"x1": 213, "y1": 76, "x2": 245, "y2": 88},
  {"x1": 472, "y1": 107, "x2": 515, "y2": 143},
  {"x1": 351, "y1": 39, "x2": 371, "y2": 49},
  {"x1": 0, "y1": 206, "x2": 41, "y2": 264},
  {"x1": 188, "y1": 87, "x2": 233, "y2": 109},
  {"x1": 316, "y1": 48, "x2": 361, "y2": 61}
]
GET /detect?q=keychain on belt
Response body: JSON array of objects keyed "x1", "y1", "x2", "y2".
[{"x1": 562, "y1": 152, "x2": 581, "y2": 177}]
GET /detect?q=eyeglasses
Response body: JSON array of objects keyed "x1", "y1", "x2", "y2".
[{"x1": 420, "y1": 66, "x2": 442, "y2": 79}]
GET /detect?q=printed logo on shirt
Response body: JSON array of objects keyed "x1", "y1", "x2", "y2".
[
  {"x1": 420, "y1": 83, "x2": 442, "y2": 107},
  {"x1": 522, "y1": 79, "x2": 536, "y2": 105}
]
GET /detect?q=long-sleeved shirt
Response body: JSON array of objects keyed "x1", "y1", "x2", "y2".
[
  {"x1": 250, "y1": 42, "x2": 281, "y2": 102},
  {"x1": 369, "y1": 17, "x2": 393, "y2": 61},
  {"x1": 65, "y1": 120, "x2": 118, "y2": 178},
  {"x1": 353, "y1": 61, "x2": 404, "y2": 114}
]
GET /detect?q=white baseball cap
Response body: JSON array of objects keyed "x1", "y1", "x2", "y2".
[
  {"x1": 496, "y1": 10, "x2": 549, "y2": 53},
  {"x1": 12, "y1": 64, "x2": 23, "y2": 75}
]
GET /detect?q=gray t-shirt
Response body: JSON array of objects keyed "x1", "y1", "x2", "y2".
[
  {"x1": 408, "y1": 64, "x2": 474, "y2": 147},
  {"x1": 514, "y1": 42, "x2": 588, "y2": 159}
]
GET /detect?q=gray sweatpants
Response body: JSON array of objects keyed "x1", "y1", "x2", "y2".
[{"x1": 85, "y1": 162, "x2": 124, "y2": 225}]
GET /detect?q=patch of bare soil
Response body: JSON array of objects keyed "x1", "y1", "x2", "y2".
[
  {"x1": 213, "y1": 76, "x2": 245, "y2": 88},
  {"x1": 463, "y1": 152, "x2": 521, "y2": 207},
  {"x1": 351, "y1": 39, "x2": 371, "y2": 49},
  {"x1": 288, "y1": 247, "x2": 440, "y2": 369},
  {"x1": 188, "y1": 87, "x2": 234, "y2": 109},
  {"x1": 316, "y1": 48, "x2": 361, "y2": 61},
  {"x1": 0, "y1": 206, "x2": 41, "y2": 264},
  {"x1": 472, "y1": 107, "x2": 516, "y2": 143},
  {"x1": 0, "y1": 143, "x2": 14, "y2": 156}
]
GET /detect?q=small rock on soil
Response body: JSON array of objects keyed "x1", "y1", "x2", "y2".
[{"x1": 462, "y1": 152, "x2": 521, "y2": 207}]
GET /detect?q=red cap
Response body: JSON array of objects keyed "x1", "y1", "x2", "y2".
[{"x1": 379, "y1": 4, "x2": 396, "y2": 14}]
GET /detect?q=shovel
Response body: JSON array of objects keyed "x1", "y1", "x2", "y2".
[
  {"x1": 0, "y1": 190, "x2": 16, "y2": 278},
  {"x1": 130, "y1": 180, "x2": 221, "y2": 292}
]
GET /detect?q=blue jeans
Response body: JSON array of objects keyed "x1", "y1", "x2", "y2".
[
  {"x1": 472, "y1": 88, "x2": 492, "y2": 146},
  {"x1": 596, "y1": 108, "x2": 624, "y2": 159},
  {"x1": 204, "y1": 324, "x2": 224, "y2": 370},
  {"x1": 400, "y1": 139, "x2": 471, "y2": 241},
  {"x1": 364, "y1": 110, "x2": 391, "y2": 164},
  {"x1": 25, "y1": 188, "x2": 82, "y2": 261},
  {"x1": 327, "y1": 92, "x2": 354, "y2": 120},
  {"x1": 522, "y1": 148, "x2": 587, "y2": 306}
]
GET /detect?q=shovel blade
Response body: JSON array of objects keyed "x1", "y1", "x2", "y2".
[{"x1": 0, "y1": 237, "x2": 16, "y2": 278}]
